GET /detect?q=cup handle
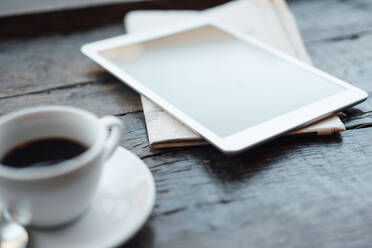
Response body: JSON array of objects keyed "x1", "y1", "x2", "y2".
[{"x1": 99, "y1": 116, "x2": 124, "y2": 161}]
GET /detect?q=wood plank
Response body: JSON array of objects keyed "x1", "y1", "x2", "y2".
[
  {"x1": 289, "y1": 0, "x2": 372, "y2": 42},
  {"x1": 123, "y1": 127, "x2": 372, "y2": 248},
  {"x1": 0, "y1": 24, "x2": 123, "y2": 97},
  {"x1": 289, "y1": 0, "x2": 372, "y2": 129},
  {"x1": 0, "y1": 80, "x2": 141, "y2": 117},
  {"x1": 117, "y1": 112, "x2": 151, "y2": 156},
  {"x1": 114, "y1": 112, "x2": 372, "y2": 248},
  {"x1": 306, "y1": 32, "x2": 372, "y2": 92}
]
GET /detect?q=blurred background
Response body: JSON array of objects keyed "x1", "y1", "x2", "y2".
[{"x1": 0, "y1": 0, "x2": 232, "y2": 37}]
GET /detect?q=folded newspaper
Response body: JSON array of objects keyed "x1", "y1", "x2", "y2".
[{"x1": 125, "y1": 0, "x2": 345, "y2": 148}]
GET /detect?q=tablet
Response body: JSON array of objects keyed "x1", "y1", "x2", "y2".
[{"x1": 81, "y1": 19, "x2": 367, "y2": 154}]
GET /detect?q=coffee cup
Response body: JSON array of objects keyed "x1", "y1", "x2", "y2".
[{"x1": 0, "y1": 106, "x2": 124, "y2": 227}]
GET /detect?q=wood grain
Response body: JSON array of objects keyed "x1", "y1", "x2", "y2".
[
  {"x1": 123, "y1": 128, "x2": 372, "y2": 248},
  {"x1": 1, "y1": 0, "x2": 372, "y2": 247},
  {"x1": 289, "y1": 0, "x2": 372, "y2": 42},
  {"x1": 306, "y1": 33, "x2": 372, "y2": 92},
  {"x1": 0, "y1": 80, "x2": 141, "y2": 116},
  {"x1": 0, "y1": 25, "x2": 123, "y2": 97},
  {"x1": 119, "y1": 1, "x2": 372, "y2": 247}
]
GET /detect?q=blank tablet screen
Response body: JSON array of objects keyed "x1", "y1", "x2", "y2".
[{"x1": 99, "y1": 25, "x2": 345, "y2": 137}]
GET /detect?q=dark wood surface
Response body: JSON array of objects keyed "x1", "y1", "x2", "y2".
[{"x1": 2, "y1": 0, "x2": 372, "y2": 247}]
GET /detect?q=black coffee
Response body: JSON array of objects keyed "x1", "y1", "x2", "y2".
[{"x1": 1, "y1": 138, "x2": 88, "y2": 169}]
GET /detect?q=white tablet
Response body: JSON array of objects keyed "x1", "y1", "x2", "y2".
[{"x1": 82, "y1": 19, "x2": 367, "y2": 154}]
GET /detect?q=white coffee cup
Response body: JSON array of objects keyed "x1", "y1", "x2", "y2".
[{"x1": 0, "y1": 106, "x2": 124, "y2": 227}]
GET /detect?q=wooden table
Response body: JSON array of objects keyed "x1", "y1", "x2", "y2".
[{"x1": 2, "y1": 0, "x2": 372, "y2": 247}]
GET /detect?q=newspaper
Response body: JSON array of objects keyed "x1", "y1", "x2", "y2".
[{"x1": 125, "y1": 0, "x2": 345, "y2": 148}]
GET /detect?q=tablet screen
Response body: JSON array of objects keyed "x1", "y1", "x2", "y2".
[{"x1": 99, "y1": 25, "x2": 345, "y2": 137}]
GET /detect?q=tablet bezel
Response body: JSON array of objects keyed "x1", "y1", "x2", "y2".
[{"x1": 81, "y1": 18, "x2": 367, "y2": 154}]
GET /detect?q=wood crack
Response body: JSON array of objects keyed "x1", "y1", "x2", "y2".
[
  {"x1": 0, "y1": 80, "x2": 117, "y2": 101},
  {"x1": 114, "y1": 110, "x2": 143, "y2": 117},
  {"x1": 154, "y1": 207, "x2": 188, "y2": 217},
  {"x1": 148, "y1": 159, "x2": 186, "y2": 169},
  {"x1": 140, "y1": 151, "x2": 178, "y2": 160},
  {"x1": 307, "y1": 28, "x2": 372, "y2": 44},
  {"x1": 153, "y1": 199, "x2": 233, "y2": 217}
]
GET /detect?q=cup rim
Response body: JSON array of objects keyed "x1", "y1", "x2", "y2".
[{"x1": 0, "y1": 106, "x2": 106, "y2": 181}]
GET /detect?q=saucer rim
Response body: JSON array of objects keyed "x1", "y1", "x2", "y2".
[
  {"x1": 108, "y1": 147, "x2": 156, "y2": 246},
  {"x1": 31, "y1": 147, "x2": 156, "y2": 248}
]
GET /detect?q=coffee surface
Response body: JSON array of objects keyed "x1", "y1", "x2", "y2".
[{"x1": 1, "y1": 138, "x2": 88, "y2": 168}]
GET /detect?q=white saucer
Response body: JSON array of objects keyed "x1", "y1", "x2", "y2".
[{"x1": 30, "y1": 147, "x2": 156, "y2": 248}]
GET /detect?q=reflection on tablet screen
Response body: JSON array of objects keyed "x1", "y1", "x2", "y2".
[{"x1": 99, "y1": 25, "x2": 345, "y2": 137}]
